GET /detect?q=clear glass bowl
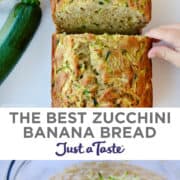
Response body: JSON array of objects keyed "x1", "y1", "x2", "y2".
[{"x1": 3, "y1": 160, "x2": 180, "y2": 180}]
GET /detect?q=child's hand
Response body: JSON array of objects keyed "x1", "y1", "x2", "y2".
[{"x1": 146, "y1": 24, "x2": 180, "y2": 67}]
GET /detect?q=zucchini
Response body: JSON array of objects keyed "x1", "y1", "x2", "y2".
[{"x1": 0, "y1": 0, "x2": 42, "y2": 84}]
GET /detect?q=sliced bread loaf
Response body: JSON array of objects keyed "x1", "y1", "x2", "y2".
[{"x1": 52, "y1": 33, "x2": 152, "y2": 107}]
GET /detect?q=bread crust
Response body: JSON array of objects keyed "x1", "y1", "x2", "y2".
[
  {"x1": 52, "y1": 33, "x2": 153, "y2": 107},
  {"x1": 51, "y1": 34, "x2": 56, "y2": 107}
]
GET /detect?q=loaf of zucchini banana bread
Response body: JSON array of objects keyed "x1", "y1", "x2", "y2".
[
  {"x1": 50, "y1": 0, "x2": 151, "y2": 34},
  {"x1": 52, "y1": 33, "x2": 152, "y2": 107}
]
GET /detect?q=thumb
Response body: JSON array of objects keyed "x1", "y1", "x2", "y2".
[{"x1": 148, "y1": 46, "x2": 180, "y2": 67}]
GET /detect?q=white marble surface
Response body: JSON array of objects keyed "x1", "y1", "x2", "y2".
[
  {"x1": 0, "y1": 0, "x2": 180, "y2": 107},
  {"x1": 1, "y1": 161, "x2": 180, "y2": 180}
]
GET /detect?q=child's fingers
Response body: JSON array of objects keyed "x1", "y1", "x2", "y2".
[
  {"x1": 148, "y1": 46, "x2": 180, "y2": 67},
  {"x1": 146, "y1": 28, "x2": 180, "y2": 46}
]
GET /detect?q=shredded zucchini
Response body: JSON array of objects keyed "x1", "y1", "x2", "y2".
[{"x1": 97, "y1": 172, "x2": 140, "y2": 180}]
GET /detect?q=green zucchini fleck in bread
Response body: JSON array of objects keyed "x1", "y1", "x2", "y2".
[
  {"x1": 52, "y1": 33, "x2": 152, "y2": 107},
  {"x1": 50, "y1": 0, "x2": 151, "y2": 34}
]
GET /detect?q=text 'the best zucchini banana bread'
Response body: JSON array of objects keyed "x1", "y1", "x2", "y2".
[
  {"x1": 50, "y1": 0, "x2": 151, "y2": 34},
  {"x1": 52, "y1": 33, "x2": 152, "y2": 107}
]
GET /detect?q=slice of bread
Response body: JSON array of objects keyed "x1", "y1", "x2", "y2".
[
  {"x1": 50, "y1": 0, "x2": 151, "y2": 34},
  {"x1": 52, "y1": 33, "x2": 152, "y2": 107}
]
